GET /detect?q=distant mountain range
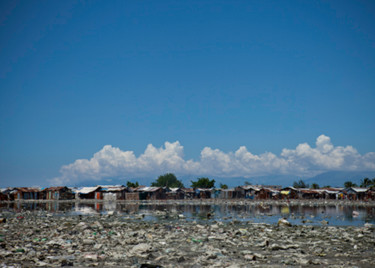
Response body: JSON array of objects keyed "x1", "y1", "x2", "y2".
[
  {"x1": 69, "y1": 171, "x2": 375, "y2": 189},
  {"x1": 304, "y1": 171, "x2": 375, "y2": 188}
]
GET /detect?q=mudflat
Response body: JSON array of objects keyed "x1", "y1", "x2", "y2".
[{"x1": 0, "y1": 203, "x2": 374, "y2": 267}]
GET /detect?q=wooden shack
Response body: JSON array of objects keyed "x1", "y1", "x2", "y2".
[
  {"x1": 43, "y1": 186, "x2": 75, "y2": 200},
  {"x1": 13, "y1": 187, "x2": 41, "y2": 200}
]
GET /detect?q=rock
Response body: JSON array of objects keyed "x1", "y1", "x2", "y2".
[
  {"x1": 83, "y1": 239, "x2": 95, "y2": 245},
  {"x1": 277, "y1": 218, "x2": 291, "y2": 227},
  {"x1": 364, "y1": 223, "x2": 374, "y2": 230},
  {"x1": 244, "y1": 254, "x2": 256, "y2": 260},
  {"x1": 84, "y1": 253, "x2": 98, "y2": 261},
  {"x1": 270, "y1": 244, "x2": 286, "y2": 250},
  {"x1": 131, "y1": 243, "x2": 153, "y2": 254}
]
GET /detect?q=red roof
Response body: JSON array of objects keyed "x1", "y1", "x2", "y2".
[{"x1": 16, "y1": 187, "x2": 40, "y2": 193}]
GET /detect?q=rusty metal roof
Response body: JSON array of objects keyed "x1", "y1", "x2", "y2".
[
  {"x1": 42, "y1": 186, "x2": 68, "y2": 192},
  {"x1": 15, "y1": 187, "x2": 41, "y2": 192}
]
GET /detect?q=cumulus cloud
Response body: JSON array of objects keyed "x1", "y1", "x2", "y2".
[{"x1": 50, "y1": 135, "x2": 375, "y2": 185}]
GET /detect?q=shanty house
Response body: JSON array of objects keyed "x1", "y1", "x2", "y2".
[
  {"x1": 321, "y1": 188, "x2": 342, "y2": 199},
  {"x1": 0, "y1": 189, "x2": 8, "y2": 201},
  {"x1": 235, "y1": 185, "x2": 260, "y2": 199},
  {"x1": 195, "y1": 188, "x2": 212, "y2": 199},
  {"x1": 166, "y1": 188, "x2": 184, "y2": 200},
  {"x1": 125, "y1": 186, "x2": 145, "y2": 200},
  {"x1": 280, "y1": 187, "x2": 299, "y2": 199},
  {"x1": 42, "y1": 186, "x2": 75, "y2": 200},
  {"x1": 99, "y1": 185, "x2": 127, "y2": 200},
  {"x1": 219, "y1": 188, "x2": 238, "y2": 199},
  {"x1": 77, "y1": 186, "x2": 102, "y2": 199},
  {"x1": 13, "y1": 187, "x2": 41, "y2": 200},
  {"x1": 342, "y1": 187, "x2": 369, "y2": 200},
  {"x1": 137, "y1": 187, "x2": 166, "y2": 200},
  {"x1": 258, "y1": 188, "x2": 280, "y2": 200},
  {"x1": 298, "y1": 189, "x2": 322, "y2": 199},
  {"x1": 181, "y1": 188, "x2": 195, "y2": 199}
]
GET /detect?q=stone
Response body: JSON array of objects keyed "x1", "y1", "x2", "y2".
[{"x1": 277, "y1": 218, "x2": 291, "y2": 227}]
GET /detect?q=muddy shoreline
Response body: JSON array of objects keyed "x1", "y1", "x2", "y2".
[
  {"x1": 2, "y1": 199, "x2": 375, "y2": 207},
  {"x1": 1, "y1": 200, "x2": 375, "y2": 267}
]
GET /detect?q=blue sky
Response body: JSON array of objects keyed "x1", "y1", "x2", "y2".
[{"x1": 1, "y1": 0, "x2": 374, "y2": 187}]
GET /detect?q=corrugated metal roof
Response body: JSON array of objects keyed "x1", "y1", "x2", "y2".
[
  {"x1": 182, "y1": 188, "x2": 195, "y2": 193},
  {"x1": 98, "y1": 185, "x2": 126, "y2": 192},
  {"x1": 42, "y1": 186, "x2": 67, "y2": 191},
  {"x1": 138, "y1": 187, "x2": 161, "y2": 192},
  {"x1": 169, "y1": 187, "x2": 181, "y2": 193},
  {"x1": 77, "y1": 186, "x2": 100, "y2": 194},
  {"x1": 240, "y1": 185, "x2": 260, "y2": 191},
  {"x1": 16, "y1": 187, "x2": 41, "y2": 192},
  {"x1": 300, "y1": 189, "x2": 320, "y2": 194},
  {"x1": 350, "y1": 187, "x2": 368, "y2": 193},
  {"x1": 324, "y1": 190, "x2": 339, "y2": 194}
]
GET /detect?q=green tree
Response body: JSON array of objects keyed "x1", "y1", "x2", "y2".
[
  {"x1": 191, "y1": 177, "x2": 215, "y2": 188},
  {"x1": 151, "y1": 173, "x2": 184, "y2": 188},
  {"x1": 360, "y1": 178, "x2": 371, "y2": 188},
  {"x1": 322, "y1": 185, "x2": 331, "y2": 188},
  {"x1": 311, "y1": 183, "x2": 320, "y2": 189},
  {"x1": 293, "y1": 179, "x2": 309, "y2": 188},
  {"x1": 220, "y1": 183, "x2": 228, "y2": 189},
  {"x1": 344, "y1": 181, "x2": 357, "y2": 188},
  {"x1": 244, "y1": 181, "x2": 252, "y2": 185},
  {"x1": 126, "y1": 181, "x2": 139, "y2": 188}
]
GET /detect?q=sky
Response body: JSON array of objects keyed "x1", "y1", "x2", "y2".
[{"x1": 1, "y1": 0, "x2": 375, "y2": 187}]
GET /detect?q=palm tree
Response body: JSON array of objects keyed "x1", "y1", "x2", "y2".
[
  {"x1": 293, "y1": 180, "x2": 309, "y2": 188},
  {"x1": 344, "y1": 181, "x2": 357, "y2": 188},
  {"x1": 360, "y1": 178, "x2": 371, "y2": 188},
  {"x1": 311, "y1": 183, "x2": 319, "y2": 189}
]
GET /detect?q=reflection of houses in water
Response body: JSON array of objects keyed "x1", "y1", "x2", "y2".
[
  {"x1": 118, "y1": 203, "x2": 140, "y2": 214},
  {"x1": 103, "y1": 201, "x2": 117, "y2": 213},
  {"x1": 75, "y1": 204, "x2": 100, "y2": 215}
]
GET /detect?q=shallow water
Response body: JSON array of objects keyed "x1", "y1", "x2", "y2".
[{"x1": 1, "y1": 201, "x2": 375, "y2": 226}]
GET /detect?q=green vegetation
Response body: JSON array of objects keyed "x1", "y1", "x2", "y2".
[
  {"x1": 311, "y1": 183, "x2": 320, "y2": 189},
  {"x1": 220, "y1": 183, "x2": 228, "y2": 189},
  {"x1": 344, "y1": 181, "x2": 357, "y2": 188},
  {"x1": 191, "y1": 177, "x2": 215, "y2": 188},
  {"x1": 360, "y1": 178, "x2": 374, "y2": 188},
  {"x1": 293, "y1": 179, "x2": 309, "y2": 188},
  {"x1": 126, "y1": 181, "x2": 139, "y2": 188},
  {"x1": 151, "y1": 173, "x2": 184, "y2": 188}
]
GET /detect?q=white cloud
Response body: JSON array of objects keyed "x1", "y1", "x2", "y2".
[{"x1": 50, "y1": 135, "x2": 375, "y2": 185}]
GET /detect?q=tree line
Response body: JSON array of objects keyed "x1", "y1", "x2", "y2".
[
  {"x1": 292, "y1": 178, "x2": 375, "y2": 189},
  {"x1": 126, "y1": 173, "x2": 227, "y2": 189},
  {"x1": 127, "y1": 174, "x2": 375, "y2": 190}
]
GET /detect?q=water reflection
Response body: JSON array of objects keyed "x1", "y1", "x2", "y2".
[{"x1": 1, "y1": 201, "x2": 374, "y2": 226}]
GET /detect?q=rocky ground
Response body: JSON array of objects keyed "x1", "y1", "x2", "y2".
[{"x1": 0, "y1": 208, "x2": 375, "y2": 267}]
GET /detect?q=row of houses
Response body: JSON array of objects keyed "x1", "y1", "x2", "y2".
[{"x1": 1, "y1": 185, "x2": 375, "y2": 201}]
